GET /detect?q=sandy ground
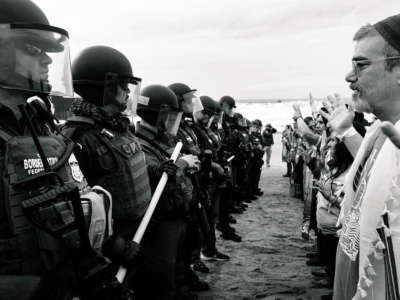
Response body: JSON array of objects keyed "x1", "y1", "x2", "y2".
[{"x1": 197, "y1": 135, "x2": 331, "y2": 300}]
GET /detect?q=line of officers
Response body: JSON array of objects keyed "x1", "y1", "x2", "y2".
[{"x1": 0, "y1": 1, "x2": 266, "y2": 299}]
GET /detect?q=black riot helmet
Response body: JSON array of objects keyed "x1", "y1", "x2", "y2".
[
  {"x1": 137, "y1": 84, "x2": 182, "y2": 136},
  {"x1": 199, "y1": 95, "x2": 217, "y2": 115},
  {"x1": 0, "y1": 0, "x2": 73, "y2": 97},
  {"x1": 219, "y1": 95, "x2": 236, "y2": 117},
  {"x1": 168, "y1": 83, "x2": 196, "y2": 99},
  {"x1": 219, "y1": 95, "x2": 236, "y2": 108},
  {"x1": 252, "y1": 119, "x2": 262, "y2": 128},
  {"x1": 168, "y1": 82, "x2": 203, "y2": 114},
  {"x1": 72, "y1": 46, "x2": 141, "y2": 112},
  {"x1": 197, "y1": 95, "x2": 219, "y2": 128},
  {"x1": 214, "y1": 100, "x2": 222, "y2": 114}
]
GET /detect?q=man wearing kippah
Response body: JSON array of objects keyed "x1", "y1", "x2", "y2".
[{"x1": 332, "y1": 14, "x2": 400, "y2": 300}]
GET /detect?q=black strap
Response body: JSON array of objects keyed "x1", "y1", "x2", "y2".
[{"x1": 0, "y1": 125, "x2": 14, "y2": 142}]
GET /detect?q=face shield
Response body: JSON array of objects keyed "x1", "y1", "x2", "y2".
[
  {"x1": 0, "y1": 24, "x2": 73, "y2": 97},
  {"x1": 103, "y1": 72, "x2": 141, "y2": 114},
  {"x1": 156, "y1": 104, "x2": 183, "y2": 136},
  {"x1": 182, "y1": 91, "x2": 203, "y2": 114}
]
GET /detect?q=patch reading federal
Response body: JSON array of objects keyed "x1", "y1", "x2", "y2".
[{"x1": 23, "y1": 154, "x2": 58, "y2": 175}]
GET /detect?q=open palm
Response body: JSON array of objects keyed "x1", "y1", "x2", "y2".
[{"x1": 319, "y1": 95, "x2": 355, "y2": 135}]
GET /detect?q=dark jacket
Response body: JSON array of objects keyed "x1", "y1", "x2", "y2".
[
  {"x1": 63, "y1": 115, "x2": 152, "y2": 238},
  {"x1": 136, "y1": 123, "x2": 193, "y2": 219},
  {"x1": 262, "y1": 127, "x2": 277, "y2": 146}
]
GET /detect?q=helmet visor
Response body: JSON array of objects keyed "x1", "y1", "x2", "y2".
[
  {"x1": 103, "y1": 72, "x2": 141, "y2": 115},
  {"x1": 0, "y1": 24, "x2": 73, "y2": 97},
  {"x1": 156, "y1": 105, "x2": 183, "y2": 136},
  {"x1": 183, "y1": 91, "x2": 203, "y2": 114}
]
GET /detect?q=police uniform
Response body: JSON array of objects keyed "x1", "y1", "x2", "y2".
[
  {"x1": 0, "y1": 90, "x2": 109, "y2": 299},
  {"x1": 176, "y1": 117, "x2": 213, "y2": 281},
  {"x1": 135, "y1": 122, "x2": 192, "y2": 300},
  {"x1": 63, "y1": 114, "x2": 151, "y2": 239},
  {"x1": 249, "y1": 131, "x2": 265, "y2": 196}
]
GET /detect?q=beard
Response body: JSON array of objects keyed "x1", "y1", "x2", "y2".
[{"x1": 352, "y1": 90, "x2": 373, "y2": 113}]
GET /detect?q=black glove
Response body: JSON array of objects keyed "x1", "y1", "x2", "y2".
[
  {"x1": 159, "y1": 159, "x2": 177, "y2": 177},
  {"x1": 102, "y1": 235, "x2": 140, "y2": 268}
]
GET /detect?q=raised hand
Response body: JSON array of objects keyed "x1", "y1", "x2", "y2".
[
  {"x1": 292, "y1": 103, "x2": 303, "y2": 120},
  {"x1": 381, "y1": 121, "x2": 400, "y2": 149},
  {"x1": 319, "y1": 94, "x2": 355, "y2": 135},
  {"x1": 309, "y1": 92, "x2": 318, "y2": 116}
]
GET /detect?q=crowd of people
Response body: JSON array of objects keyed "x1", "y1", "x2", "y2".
[
  {"x1": 3, "y1": 0, "x2": 400, "y2": 300},
  {"x1": 0, "y1": 1, "x2": 276, "y2": 299},
  {"x1": 281, "y1": 13, "x2": 400, "y2": 300}
]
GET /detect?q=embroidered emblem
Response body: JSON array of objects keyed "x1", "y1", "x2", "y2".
[{"x1": 69, "y1": 153, "x2": 84, "y2": 182}]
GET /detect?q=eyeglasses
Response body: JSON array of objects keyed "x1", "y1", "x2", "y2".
[{"x1": 352, "y1": 56, "x2": 400, "y2": 77}]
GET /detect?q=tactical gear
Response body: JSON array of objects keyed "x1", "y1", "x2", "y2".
[
  {"x1": 213, "y1": 100, "x2": 222, "y2": 114},
  {"x1": 136, "y1": 123, "x2": 191, "y2": 217},
  {"x1": 168, "y1": 83, "x2": 203, "y2": 116},
  {"x1": 72, "y1": 46, "x2": 141, "y2": 112},
  {"x1": 137, "y1": 84, "x2": 181, "y2": 131},
  {"x1": 252, "y1": 119, "x2": 262, "y2": 128},
  {"x1": 0, "y1": 125, "x2": 101, "y2": 275},
  {"x1": 199, "y1": 95, "x2": 218, "y2": 115},
  {"x1": 159, "y1": 159, "x2": 178, "y2": 177},
  {"x1": 102, "y1": 235, "x2": 140, "y2": 268},
  {"x1": 177, "y1": 121, "x2": 201, "y2": 156},
  {"x1": 168, "y1": 83, "x2": 196, "y2": 99},
  {"x1": 233, "y1": 113, "x2": 247, "y2": 128},
  {"x1": 219, "y1": 95, "x2": 236, "y2": 108},
  {"x1": 64, "y1": 116, "x2": 152, "y2": 225},
  {"x1": 0, "y1": 0, "x2": 73, "y2": 97},
  {"x1": 156, "y1": 107, "x2": 183, "y2": 136}
]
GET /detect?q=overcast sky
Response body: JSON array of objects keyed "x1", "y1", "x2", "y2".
[{"x1": 36, "y1": 0, "x2": 399, "y2": 100}]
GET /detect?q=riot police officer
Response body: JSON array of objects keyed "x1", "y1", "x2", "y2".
[
  {"x1": 201, "y1": 96, "x2": 242, "y2": 242},
  {"x1": 135, "y1": 84, "x2": 200, "y2": 300},
  {"x1": 168, "y1": 82, "x2": 210, "y2": 290},
  {"x1": 219, "y1": 95, "x2": 236, "y2": 137},
  {"x1": 0, "y1": 1, "x2": 111, "y2": 299},
  {"x1": 219, "y1": 96, "x2": 247, "y2": 213},
  {"x1": 248, "y1": 119, "x2": 265, "y2": 197},
  {"x1": 192, "y1": 96, "x2": 233, "y2": 259},
  {"x1": 62, "y1": 46, "x2": 147, "y2": 276}
]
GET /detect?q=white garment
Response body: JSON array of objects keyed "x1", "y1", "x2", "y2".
[
  {"x1": 317, "y1": 170, "x2": 347, "y2": 235},
  {"x1": 337, "y1": 120, "x2": 400, "y2": 300}
]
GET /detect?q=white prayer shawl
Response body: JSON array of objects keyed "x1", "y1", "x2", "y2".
[{"x1": 338, "y1": 120, "x2": 400, "y2": 300}]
